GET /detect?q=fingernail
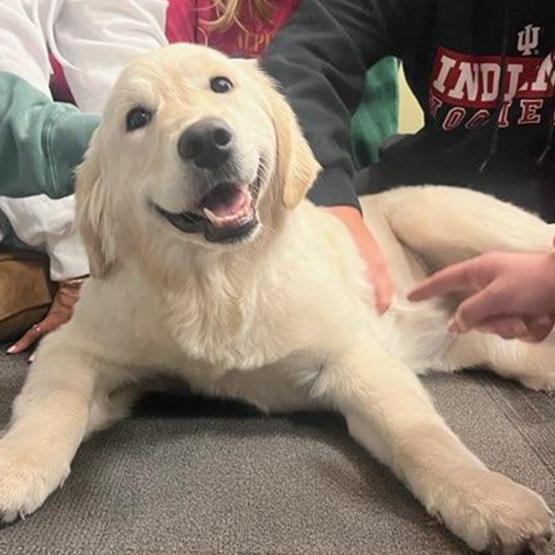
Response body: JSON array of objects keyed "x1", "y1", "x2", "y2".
[
  {"x1": 6, "y1": 345, "x2": 16, "y2": 354},
  {"x1": 538, "y1": 316, "x2": 553, "y2": 327},
  {"x1": 448, "y1": 319, "x2": 461, "y2": 334}
]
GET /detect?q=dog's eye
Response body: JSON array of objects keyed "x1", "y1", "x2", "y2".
[
  {"x1": 126, "y1": 107, "x2": 153, "y2": 132},
  {"x1": 210, "y1": 76, "x2": 233, "y2": 94}
]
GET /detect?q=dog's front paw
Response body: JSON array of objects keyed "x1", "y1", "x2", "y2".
[
  {"x1": 431, "y1": 469, "x2": 552, "y2": 554},
  {"x1": 0, "y1": 442, "x2": 69, "y2": 524}
]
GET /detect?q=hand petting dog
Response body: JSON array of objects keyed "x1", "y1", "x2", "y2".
[
  {"x1": 326, "y1": 205, "x2": 394, "y2": 314},
  {"x1": 7, "y1": 277, "x2": 84, "y2": 355},
  {"x1": 409, "y1": 250, "x2": 555, "y2": 342}
]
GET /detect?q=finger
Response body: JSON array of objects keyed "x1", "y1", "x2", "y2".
[
  {"x1": 7, "y1": 323, "x2": 46, "y2": 354},
  {"x1": 520, "y1": 316, "x2": 554, "y2": 343},
  {"x1": 453, "y1": 284, "x2": 508, "y2": 332},
  {"x1": 476, "y1": 315, "x2": 554, "y2": 343},
  {"x1": 35, "y1": 312, "x2": 67, "y2": 335},
  {"x1": 374, "y1": 272, "x2": 396, "y2": 315},
  {"x1": 474, "y1": 316, "x2": 529, "y2": 340},
  {"x1": 6, "y1": 311, "x2": 64, "y2": 354},
  {"x1": 408, "y1": 258, "x2": 494, "y2": 302}
]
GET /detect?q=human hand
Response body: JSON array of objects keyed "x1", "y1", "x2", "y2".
[
  {"x1": 7, "y1": 277, "x2": 85, "y2": 355},
  {"x1": 408, "y1": 251, "x2": 555, "y2": 342},
  {"x1": 326, "y1": 205, "x2": 394, "y2": 314}
]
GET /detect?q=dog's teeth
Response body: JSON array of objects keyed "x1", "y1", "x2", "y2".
[
  {"x1": 203, "y1": 205, "x2": 254, "y2": 228},
  {"x1": 203, "y1": 208, "x2": 224, "y2": 226}
]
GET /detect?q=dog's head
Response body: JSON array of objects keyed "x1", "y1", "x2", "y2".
[{"x1": 76, "y1": 44, "x2": 320, "y2": 277}]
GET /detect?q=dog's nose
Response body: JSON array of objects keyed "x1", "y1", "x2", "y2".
[{"x1": 178, "y1": 118, "x2": 233, "y2": 169}]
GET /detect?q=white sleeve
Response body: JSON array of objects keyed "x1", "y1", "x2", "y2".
[
  {"x1": 47, "y1": 0, "x2": 169, "y2": 114},
  {"x1": 0, "y1": 195, "x2": 89, "y2": 281},
  {"x1": 0, "y1": 0, "x2": 51, "y2": 96}
]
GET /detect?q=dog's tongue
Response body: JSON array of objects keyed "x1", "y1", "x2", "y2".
[{"x1": 201, "y1": 183, "x2": 249, "y2": 217}]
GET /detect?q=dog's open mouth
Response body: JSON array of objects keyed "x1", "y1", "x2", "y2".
[{"x1": 155, "y1": 181, "x2": 260, "y2": 243}]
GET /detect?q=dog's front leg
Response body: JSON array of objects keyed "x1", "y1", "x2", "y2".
[
  {"x1": 0, "y1": 338, "x2": 97, "y2": 523},
  {"x1": 315, "y1": 342, "x2": 552, "y2": 553}
]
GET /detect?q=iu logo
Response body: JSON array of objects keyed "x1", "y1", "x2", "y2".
[{"x1": 517, "y1": 24, "x2": 540, "y2": 56}]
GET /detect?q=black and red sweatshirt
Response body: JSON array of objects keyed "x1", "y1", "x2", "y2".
[{"x1": 262, "y1": 0, "x2": 555, "y2": 220}]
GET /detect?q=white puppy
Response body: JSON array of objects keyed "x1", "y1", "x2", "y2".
[{"x1": 0, "y1": 44, "x2": 553, "y2": 554}]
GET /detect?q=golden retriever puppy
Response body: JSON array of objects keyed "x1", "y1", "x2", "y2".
[{"x1": 0, "y1": 44, "x2": 553, "y2": 554}]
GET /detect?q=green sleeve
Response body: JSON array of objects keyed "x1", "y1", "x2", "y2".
[
  {"x1": 350, "y1": 57, "x2": 399, "y2": 169},
  {"x1": 0, "y1": 71, "x2": 99, "y2": 198}
]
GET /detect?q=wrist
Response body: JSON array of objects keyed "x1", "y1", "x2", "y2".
[
  {"x1": 325, "y1": 205, "x2": 364, "y2": 232},
  {"x1": 59, "y1": 276, "x2": 88, "y2": 289},
  {"x1": 325, "y1": 205, "x2": 362, "y2": 218}
]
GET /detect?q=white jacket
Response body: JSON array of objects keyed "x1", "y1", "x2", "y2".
[{"x1": 0, "y1": 0, "x2": 168, "y2": 280}]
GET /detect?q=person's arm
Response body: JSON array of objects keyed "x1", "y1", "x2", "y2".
[
  {"x1": 0, "y1": 191, "x2": 90, "y2": 355},
  {"x1": 261, "y1": 0, "x2": 407, "y2": 209},
  {"x1": 0, "y1": 70, "x2": 97, "y2": 352},
  {"x1": 0, "y1": 71, "x2": 98, "y2": 199},
  {"x1": 261, "y1": 0, "x2": 409, "y2": 311}
]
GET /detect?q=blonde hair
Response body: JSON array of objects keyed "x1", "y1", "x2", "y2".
[{"x1": 206, "y1": 0, "x2": 274, "y2": 32}]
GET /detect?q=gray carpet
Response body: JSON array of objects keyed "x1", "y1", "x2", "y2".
[{"x1": 0, "y1": 350, "x2": 554, "y2": 555}]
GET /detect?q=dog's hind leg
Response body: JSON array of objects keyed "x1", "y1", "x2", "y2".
[
  {"x1": 315, "y1": 340, "x2": 552, "y2": 553},
  {"x1": 363, "y1": 185, "x2": 553, "y2": 271},
  {"x1": 442, "y1": 331, "x2": 555, "y2": 392},
  {"x1": 0, "y1": 332, "x2": 105, "y2": 523},
  {"x1": 86, "y1": 385, "x2": 139, "y2": 437}
]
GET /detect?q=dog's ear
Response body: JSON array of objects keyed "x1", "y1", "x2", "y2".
[
  {"x1": 235, "y1": 59, "x2": 320, "y2": 208},
  {"x1": 267, "y1": 84, "x2": 321, "y2": 209},
  {"x1": 75, "y1": 132, "x2": 116, "y2": 278},
  {"x1": 270, "y1": 88, "x2": 321, "y2": 210}
]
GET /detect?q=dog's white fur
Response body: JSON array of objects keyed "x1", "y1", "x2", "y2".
[{"x1": 1, "y1": 45, "x2": 553, "y2": 553}]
